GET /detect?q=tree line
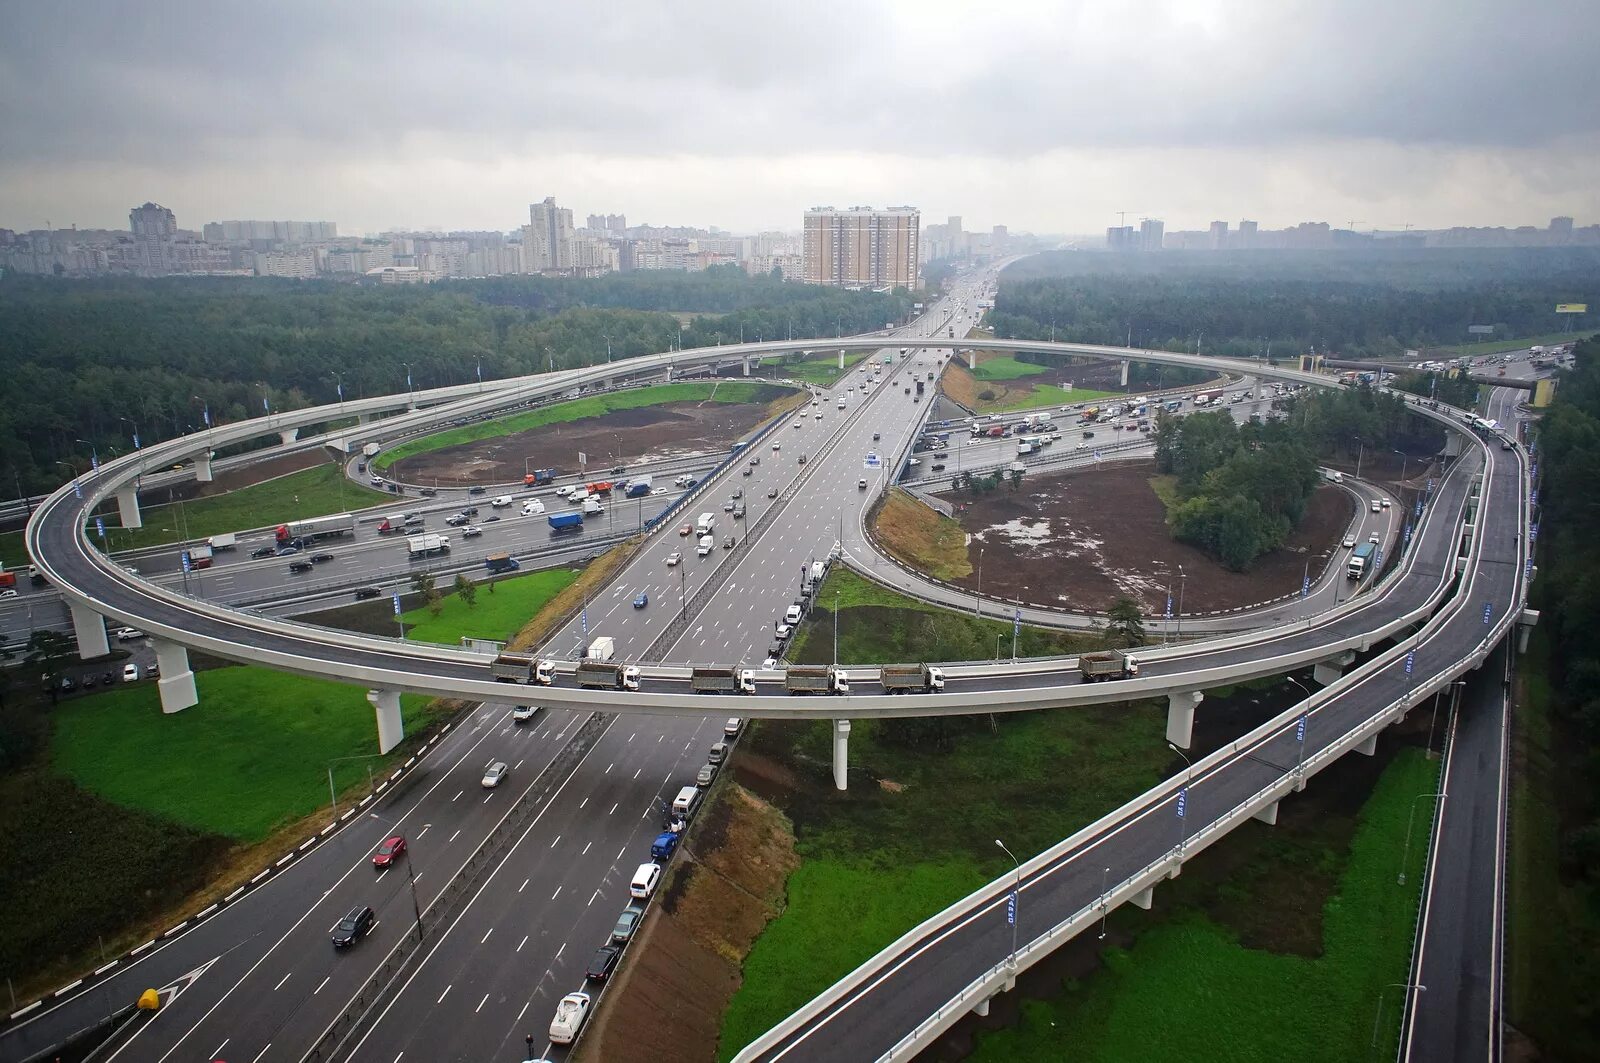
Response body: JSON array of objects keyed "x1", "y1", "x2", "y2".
[{"x1": 0, "y1": 267, "x2": 911, "y2": 495}]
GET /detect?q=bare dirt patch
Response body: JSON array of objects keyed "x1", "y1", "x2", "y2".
[
  {"x1": 576, "y1": 785, "x2": 798, "y2": 1063},
  {"x1": 936, "y1": 459, "x2": 1353, "y2": 614},
  {"x1": 391, "y1": 388, "x2": 792, "y2": 486}
]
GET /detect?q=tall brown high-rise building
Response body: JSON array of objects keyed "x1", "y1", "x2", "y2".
[{"x1": 802, "y1": 206, "x2": 920, "y2": 288}]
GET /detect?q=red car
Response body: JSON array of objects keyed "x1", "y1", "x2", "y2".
[
  {"x1": 373, "y1": 835, "x2": 407, "y2": 869},
  {"x1": 678, "y1": 524, "x2": 693, "y2": 536}
]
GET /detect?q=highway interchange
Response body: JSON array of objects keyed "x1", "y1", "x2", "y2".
[{"x1": 6, "y1": 267, "x2": 1540, "y2": 1063}]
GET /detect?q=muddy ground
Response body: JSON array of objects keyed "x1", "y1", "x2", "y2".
[
  {"x1": 936, "y1": 459, "x2": 1355, "y2": 614},
  {"x1": 389, "y1": 388, "x2": 790, "y2": 486}
]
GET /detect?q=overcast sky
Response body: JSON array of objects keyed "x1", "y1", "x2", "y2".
[{"x1": 2, "y1": 0, "x2": 1597, "y2": 236}]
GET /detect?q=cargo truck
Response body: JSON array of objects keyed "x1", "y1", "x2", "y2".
[
  {"x1": 207, "y1": 532, "x2": 237, "y2": 551},
  {"x1": 491, "y1": 652, "x2": 536, "y2": 682},
  {"x1": 690, "y1": 666, "x2": 756, "y2": 695},
  {"x1": 362, "y1": 442, "x2": 381, "y2": 458},
  {"x1": 187, "y1": 543, "x2": 214, "y2": 569},
  {"x1": 915, "y1": 379, "x2": 925, "y2": 395},
  {"x1": 1347, "y1": 541, "x2": 1376, "y2": 580},
  {"x1": 275, "y1": 513, "x2": 356, "y2": 543},
  {"x1": 587, "y1": 636, "x2": 616, "y2": 661},
  {"x1": 406, "y1": 534, "x2": 450, "y2": 558},
  {"x1": 577, "y1": 659, "x2": 642, "y2": 691},
  {"x1": 548, "y1": 511, "x2": 584, "y2": 534},
  {"x1": 625, "y1": 476, "x2": 653, "y2": 498},
  {"x1": 1078, "y1": 648, "x2": 1139, "y2": 681},
  {"x1": 524, "y1": 468, "x2": 557, "y2": 486},
  {"x1": 1193, "y1": 389, "x2": 1224, "y2": 406},
  {"x1": 585, "y1": 481, "x2": 614, "y2": 496},
  {"x1": 784, "y1": 665, "x2": 849, "y2": 695},
  {"x1": 880, "y1": 663, "x2": 946, "y2": 693},
  {"x1": 485, "y1": 553, "x2": 520, "y2": 574},
  {"x1": 696, "y1": 512, "x2": 715, "y2": 536}
]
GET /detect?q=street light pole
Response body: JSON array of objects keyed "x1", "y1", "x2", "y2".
[
  {"x1": 995, "y1": 839, "x2": 1020, "y2": 971},
  {"x1": 974, "y1": 546, "x2": 984, "y2": 617},
  {"x1": 1398, "y1": 792, "x2": 1447, "y2": 885},
  {"x1": 1284, "y1": 675, "x2": 1312, "y2": 779},
  {"x1": 1097, "y1": 866, "x2": 1111, "y2": 940},
  {"x1": 1176, "y1": 566, "x2": 1186, "y2": 640}
]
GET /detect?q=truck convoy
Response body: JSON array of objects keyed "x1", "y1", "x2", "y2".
[
  {"x1": 484, "y1": 553, "x2": 520, "y2": 574},
  {"x1": 784, "y1": 665, "x2": 849, "y2": 695},
  {"x1": 690, "y1": 666, "x2": 756, "y2": 695},
  {"x1": 1347, "y1": 541, "x2": 1376, "y2": 580},
  {"x1": 548, "y1": 511, "x2": 583, "y2": 534},
  {"x1": 275, "y1": 513, "x2": 356, "y2": 543},
  {"x1": 406, "y1": 534, "x2": 450, "y2": 558},
  {"x1": 1078, "y1": 648, "x2": 1139, "y2": 681},
  {"x1": 577, "y1": 659, "x2": 642, "y2": 691},
  {"x1": 880, "y1": 664, "x2": 946, "y2": 693}
]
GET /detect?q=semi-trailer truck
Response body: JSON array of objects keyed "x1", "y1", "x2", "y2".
[
  {"x1": 784, "y1": 666, "x2": 849, "y2": 695},
  {"x1": 491, "y1": 652, "x2": 536, "y2": 682},
  {"x1": 275, "y1": 513, "x2": 356, "y2": 543},
  {"x1": 485, "y1": 553, "x2": 521, "y2": 574},
  {"x1": 1347, "y1": 541, "x2": 1376, "y2": 580},
  {"x1": 1078, "y1": 648, "x2": 1139, "y2": 681},
  {"x1": 690, "y1": 666, "x2": 756, "y2": 694},
  {"x1": 880, "y1": 664, "x2": 946, "y2": 693},
  {"x1": 406, "y1": 534, "x2": 450, "y2": 558},
  {"x1": 548, "y1": 511, "x2": 584, "y2": 534}
]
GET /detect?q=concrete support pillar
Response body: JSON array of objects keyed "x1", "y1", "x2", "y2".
[
  {"x1": 152, "y1": 638, "x2": 198, "y2": 714},
  {"x1": 1120, "y1": 359, "x2": 1131, "y2": 387},
  {"x1": 1132, "y1": 885, "x2": 1154, "y2": 910},
  {"x1": 742, "y1": 357, "x2": 752, "y2": 377},
  {"x1": 1355, "y1": 733, "x2": 1377, "y2": 757},
  {"x1": 832, "y1": 719, "x2": 851, "y2": 791},
  {"x1": 1444, "y1": 432, "x2": 1463, "y2": 458},
  {"x1": 1253, "y1": 800, "x2": 1280, "y2": 826},
  {"x1": 278, "y1": 428, "x2": 298, "y2": 445},
  {"x1": 369, "y1": 689, "x2": 404, "y2": 754},
  {"x1": 193, "y1": 452, "x2": 214, "y2": 483},
  {"x1": 68, "y1": 602, "x2": 110, "y2": 660},
  {"x1": 116, "y1": 487, "x2": 143, "y2": 530},
  {"x1": 1517, "y1": 608, "x2": 1540, "y2": 654},
  {"x1": 1165, "y1": 690, "x2": 1204, "y2": 749},
  {"x1": 973, "y1": 997, "x2": 990, "y2": 1018},
  {"x1": 838, "y1": 349, "x2": 846, "y2": 370},
  {"x1": 1313, "y1": 651, "x2": 1354, "y2": 687},
  {"x1": 357, "y1": 411, "x2": 373, "y2": 425}
]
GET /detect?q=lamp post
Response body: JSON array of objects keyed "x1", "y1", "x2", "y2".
[
  {"x1": 1393, "y1": 448, "x2": 1409, "y2": 484},
  {"x1": 1176, "y1": 565, "x2": 1187, "y2": 640},
  {"x1": 1284, "y1": 675, "x2": 1312, "y2": 779},
  {"x1": 1097, "y1": 866, "x2": 1111, "y2": 940},
  {"x1": 974, "y1": 546, "x2": 984, "y2": 617},
  {"x1": 995, "y1": 839, "x2": 1020, "y2": 971},
  {"x1": 1167, "y1": 742, "x2": 1192, "y2": 856},
  {"x1": 1398, "y1": 792, "x2": 1447, "y2": 885}
]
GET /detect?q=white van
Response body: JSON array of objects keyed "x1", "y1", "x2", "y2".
[
  {"x1": 672, "y1": 785, "x2": 700, "y2": 816},
  {"x1": 630, "y1": 862, "x2": 662, "y2": 899},
  {"x1": 583, "y1": 498, "x2": 603, "y2": 515},
  {"x1": 520, "y1": 499, "x2": 545, "y2": 516},
  {"x1": 697, "y1": 534, "x2": 714, "y2": 556}
]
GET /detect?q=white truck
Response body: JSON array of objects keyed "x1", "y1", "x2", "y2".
[
  {"x1": 587, "y1": 636, "x2": 616, "y2": 661},
  {"x1": 696, "y1": 512, "x2": 715, "y2": 536},
  {"x1": 207, "y1": 532, "x2": 237, "y2": 551},
  {"x1": 362, "y1": 442, "x2": 381, "y2": 458},
  {"x1": 406, "y1": 534, "x2": 450, "y2": 558}
]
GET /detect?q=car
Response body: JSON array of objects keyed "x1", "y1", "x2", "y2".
[
  {"x1": 749, "y1": 456, "x2": 760, "y2": 466},
  {"x1": 723, "y1": 499, "x2": 735, "y2": 512},
  {"x1": 113, "y1": 626, "x2": 144, "y2": 641},
  {"x1": 723, "y1": 534, "x2": 736, "y2": 549},
  {"x1": 369, "y1": 476, "x2": 385, "y2": 487},
  {"x1": 462, "y1": 524, "x2": 483, "y2": 537},
  {"x1": 1342, "y1": 535, "x2": 1357, "y2": 549},
  {"x1": 467, "y1": 485, "x2": 487, "y2": 496},
  {"x1": 767, "y1": 486, "x2": 779, "y2": 498},
  {"x1": 793, "y1": 420, "x2": 803, "y2": 429},
  {"x1": 81, "y1": 673, "x2": 98, "y2": 689},
  {"x1": 610, "y1": 465, "x2": 626, "y2": 475},
  {"x1": 762, "y1": 656, "x2": 779, "y2": 669},
  {"x1": 1369, "y1": 533, "x2": 1381, "y2": 545},
  {"x1": 633, "y1": 591, "x2": 649, "y2": 609},
  {"x1": 331, "y1": 905, "x2": 376, "y2": 948},
  {"x1": 932, "y1": 463, "x2": 946, "y2": 472},
  {"x1": 520, "y1": 500, "x2": 545, "y2": 515},
  {"x1": 482, "y1": 514, "x2": 500, "y2": 523},
  {"x1": 251, "y1": 545, "x2": 276, "y2": 559},
  {"x1": 147, "y1": 662, "x2": 159, "y2": 678},
  {"x1": 773, "y1": 441, "x2": 782, "y2": 451},
  {"x1": 611, "y1": 907, "x2": 643, "y2": 943},
  {"x1": 696, "y1": 762, "x2": 719, "y2": 786},
  {"x1": 418, "y1": 487, "x2": 438, "y2": 498},
  {"x1": 679, "y1": 524, "x2": 693, "y2": 536},
  {"x1": 742, "y1": 465, "x2": 754, "y2": 477},
  {"x1": 674, "y1": 474, "x2": 692, "y2": 487},
  {"x1": 775, "y1": 622, "x2": 793, "y2": 640},
  {"x1": 872, "y1": 432, "x2": 881, "y2": 441},
  {"x1": 684, "y1": 478, "x2": 698, "y2": 489},
  {"x1": 275, "y1": 545, "x2": 300, "y2": 557},
  {"x1": 816, "y1": 411, "x2": 824, "y2": 419},
  {"x1": 288, "y1": 560, "x2": 314, "y2": 573},
  {"x1": 548, "y1": 991, "x2": 592, "y2": 1044},
  {"x1": 372, "y1": 835, "x2": 407, "y2": 868},
  {"x1": 56, "y1": 675, "x2": 76, "y2": 694},
  {"x1": 798, "y1": 455, "x2": 807, "y2": 465},
  {"x1": 725, "y1": 717, "x2": 743, "y2": 737},
  {"x1": 585, "y1": 944, "x2": 621, "y2": 982},
  {"x1": 1370, "y1": 499, "x2": 1382, "y2": 513},
  {"x1": 1381, "y1": 499, "x2": 1392, "y2": 509},
  {"x1": 445, "y1": 514, "x2": 469, "y2": 526},
  {"x1": 122, "y1": 663, "x2": 140, "y2": 682},
  {"x1": 512, "y1": 704, "x2": 539, "y2": 724},
  {"x1": 666, "y1": 551, "x2": 683, "y2": 567},
  {"x1": 630, "y1": 861, "x2": 662, "y2": 899},
  {"x1": 481, "y1": 760, "x2": 510, "y2": 788},
  {"x1": 100, "y1": 670, "x2": 116, "y2": 686},
  {"x1": 311, "y1": 552, "x2": 336, "y2": 563}
]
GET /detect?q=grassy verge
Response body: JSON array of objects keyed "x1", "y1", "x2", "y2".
[
  {"x1": 971, "y1": 356, "x2": 1050, "y2": 381},
  {"x1": 1507, "y1": 621, "x2": 1600, "y2": 1058},
  {"x1": 101, "y1": 464, "x2": 389, "y2": 552},
  {"x1": 777, "y1": 350, "x2": 872, "y2": 388},
  {"x1": 943, "y1": 358, "x2": 1115, "y2": 414},
  {"x1": 1435, "y1": 329, "x2": 1594, "y2": 356},
  {"x1": 0, "y1": 527, "x2": 24, "y2": 569},
  {"x1": 999, "y1": 383, "x2": 1120, "y2": 412},
  {"x1": 505, "y1": 539, "x2": 641, "y2": 652},
  {"x1": 374, "y1": 381, "x2": 790, "y2": 471},
  {"x1": 401, "y1": 566, "x2": 581, "y2": 646},
  {"x1": 966, "y1": 747, "x2": 1438, "y2": 1063},
  {"x1": 870, "y1": 488, "x2": 973, "y2": 581},
  {"x1": 1147, "y1": 474, "x2": 1179, "y2": 513}
]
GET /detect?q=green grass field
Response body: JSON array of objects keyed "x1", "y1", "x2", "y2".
[
  {"x1": 1436, "y1": 329, "x2": 1592, "y2": 356},
  {"x1": 0, "y1": 527, "x2": 24, "y2": 569},
  {"x1": 401, "y1": 566, "x2": 580, "y2": 646},
  {"x1": 965, "y1": 747, "x2": 1439, "y2": 1063},
  {"x1": 101, "y1": 464, "x2": 389, "y2": 553},
  {"x1": 970, "y1": 356, "x2": 1049, "y2": 381},
  {"x1": 373, "y1": 381, "x2": 787, "y2": 471},
  {"x1": 996, "y1": 384, "x2": 1118, "y2": 412},
  {"x1": 779, "y1": 351, "x2": 872, "y2": 388},
  {"x1": 51, "y1": 670, "x2": 439, "y2": 841}
]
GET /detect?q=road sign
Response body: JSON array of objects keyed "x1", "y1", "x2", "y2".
[
  {"x1": 1295, "y1": 715, "x2": 1306, "y2": 743},
  {"x1": 863, "y1": 452, "x2": 882, "y2": 469},
  {"x1": 1376, "y1": 548, "x2": 1383, "y2": 568},
  {"x1": 1176, "y1": 786, "x2": 1187, "y2": 819},
  {"x1": 1301, "y1": 573, "x2": 1310, "y2": 599},
  {"x1": 72, "y1": 479, "x2": 81, "y2": 499},
  {"x1": 1006, "y1": 890, "x2": 1017, "y2": 926},
  {"x1": 1165, "y1": 594, "x2": 1173, "y2": 620},
  {"x1": 578, "y1": 451, "x2": 587, "y2": 466},
  {"x1": 392, "y1": 594, "x2": 402, "y2": 616},
  {"x1": 1404, "y1": 524, "x2": 1413, "y2": 545},
  {"x1": 1404, "y1": 650, "x2": 1415, "y2": 675},
  {"x1": 1525, "y1": 558, "x2": 1534, "y2": 580},
  {"x1": 1483, "y1": 603, "x2": 1493, "y2": 624}
]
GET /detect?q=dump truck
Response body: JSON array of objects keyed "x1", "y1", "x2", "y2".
[
  {"x1": 524, "y1": 468, "x2": 557, "y2": 486},
  {"x1": 576, "y1": 659, "x2": 641, "y2": 691},
  {"x1": 880, "y1": 664, "x2": 946, "y2": 694},
  {"x1": 784, "y1": 665, "x2": 849, "y2": 695},
  {"x1": 548, "y1": 511, "x2": 583, "y2": 534},
  {"x1": 690, "y1": 666, "x2": 756, "y2": 695},
  {"x1": 484, "y1": 553, "x2": 520, "y2": 574},
  {"x1": 187, "y1": 543, "x2": 214, "y2": 569},
  {"x1": 1078, "y1": 648, "x2": 1139, "y2": 681},
  {"x1": 406, "y1": 534, "x2": 450, "y2": 558},
  {"x1": 491, "y1": 652, "x2": 536, "y2": 683}
]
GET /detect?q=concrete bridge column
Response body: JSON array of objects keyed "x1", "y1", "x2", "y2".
[
  {"x1": 1253, "y1": 800, "x2": 1280, "y2": 825},
  {"x1": 357, "y1": 411, "x2": 374, "y2": 425},
  {"x1": 973, "y1": 997, "x2": 991, "y2": 1018},
  {"x1": 832, "y1": 719, "x2": 851, "y2": 791},
  {"x1": 278, "y1": 427, "x2": 298, "y2": 445},
  {"x1": 68, "y1": 602, "x2": 110, "y2": 660},
  {"x1": 1120, "y1": 360, "x2": 1131, "y2": 387},
  {"x1": 1313, "y1": 651, "x2": 1356, "y2": 687},
  {"x1": 742, "y1": 356, "x2": 753, "y2": 377},
  {"x1": 152, "y1": 638, "x2": 198, "y2": 714},
  {"x1": 1355, "y1": 733, "x2": 1378, "y2": 756},
  {"x1": 369, "y1": 688, "x2": 404, "y2": 754},
  {"x1": 116, "y1": 486, "x2": 143, "y2": 530},
  {"x1": 1517, "y1": 608, "x2": 1540, "y2": 653},
  {"x1": 838, "y1": 349, "x2": 846, "y2": 370},
  {"x1": 1131, "y1": 885, "x2": 1154, "y2": 910},
  {"x1": 193, "y1": 451, "x2": 214, "y2": 482},
  {"x1": 1165, "y1": 690, "x2": 1204, "y2": 749}
]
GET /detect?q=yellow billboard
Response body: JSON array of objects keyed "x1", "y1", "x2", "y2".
[{"x1": 1556, "y1": 303, "x2": 1588, "y2": 313}]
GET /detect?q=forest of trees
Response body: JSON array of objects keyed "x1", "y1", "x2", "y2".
[
  {"x1": 0, "y1": 268, "x2": 911, "y2": 494},
  {"x1": 990, "y1": 247, "x2": 1599, "y2": 361}
]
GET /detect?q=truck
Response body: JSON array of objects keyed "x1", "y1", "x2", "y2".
[
  {"x1": 1193, "y1": 389, "x2": 1224, "y2": 407},
  {"x1": 524, "y1": 468, "x2": 557, "y2": 486},
  {"x1": 985, "y1": 425, "x2": 1006, "y2": 438},
  {"x1": 407, "y1": 534, "x2": 450, "y2": 558},
  {"x1": 582, "y1": 498, "x2": 604, "y2": 515},
  {"x1": 915, "y1": 379, "x2": 925, "y2": 395},
  {"x1": 276, "y1": 513, "x2": 356, "y2": 543},
  {"x1": 585, "y1": 481, "x2": 614, "y2": 496},
  {"x1": 1078, "y1": 648, "x2": 1139, "y2": 682},
  {"x1": 587, "y1": 636, "x2": 616, "y2": 661},
  {"x1": 207, "y1": 532, "x2": 237, "y2": 551},
  {"x1": 484, "y1": 553, "x2": 520, "y2": 574},
  {"x1": 880, "y1": 664, "x2": 946, "y2": 694},
  {"x1": 1082, "y1": 406, "x2": 1101, "y2": 420},
  {"x1": 625, "y1": 476, "x2": 653, "y2": 498},
  {"x1": 548, "y1": 511, "x2": 584, "y2": 534},
  {"x1": 696, "y1": 512, "x2": 716, "y2": 536},
  {"x1": 577, "y1": 659, "x2": 641, "y2": 691},
  {"x1": 784, "y1": 665, "x2": 849, "y2": 695},
  {"x1": 362, "y1": 442, "x2": 381, "y2": 458},
  {"x1": 377, "y1": 513, "x2": 409, "y2": 534},
  {"x1": 1017, "y1": 441, "x2": 1034, "y2": 455},
  {"x1": 690, "y1": 666, "x2": 756, "y2": 695},
  {"x1": 1347, "y1": 541, "x2": 1376, "y2": 580},
  {"x1": 187, "y1": 543, "x2": 214, "y2": 569},
  {"x1": 491, "y1": 652, "x2": 535, "y2": 682}
]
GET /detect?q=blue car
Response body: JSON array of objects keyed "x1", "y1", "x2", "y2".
[
  {"x1": 633, "y1": 592, "x2": 649, "y2": 609},
  {"x1": 275, "y1": 544, "x2": 300, "y2": 557}
]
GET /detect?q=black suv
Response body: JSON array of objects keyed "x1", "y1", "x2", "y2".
[
  {"x1": 251, "y1": 545, "x2": 276, "y2": 559},
  {"x1": 331, "y1": 905, "x2": 375, "y2": 948}
]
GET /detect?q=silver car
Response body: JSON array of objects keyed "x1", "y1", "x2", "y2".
[{"x1": 481, "y1": 760, "x2": 510, "y2": 788}]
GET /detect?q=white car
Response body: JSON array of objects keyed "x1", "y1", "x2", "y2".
[
  {"x1": 772, "y1": 441, "x2": 782, "y2": 451},
  {"x1": 491, "y1": 495, "x2": 513, "y2": 508},
  {"x1": 461, "y1": 524, "x2": 483, "y2": 538},
  {"x1": 666, "y1": 551, "x2": 683, "y2": 567},
  {"x1": 762, "y1": 656, "x2": 778, "y2": 669},
  {"x1": 0, "y1": 589, "x2": 18, "y2": 600},
  {"x1": 113, "y1": 627, "x2": 144, "y2": 641},
  {"x1": 548, "y1": 991, "x2": 591, "y2": 1045},
  {"x1": 122, "y1": 663, "x2": 140, "y2": 682},
  {"x1": 512, "y1": 705, "x2": 537, "y2": 724},
  {"x1": 481, "y1": 760, "x2": 510, "y2": 788},
  {"x1": 724, "y1": 717, "x2": 743, "y2": 737},
  {"x1": 521, "y1": 499, "x2": 545, "y2": 516},
  {"x1": 630, "y1": 861, "x2": 662, "y2": 899},
  {"x1": 1342, "y1": 535, "x2": 1356, "y2": 549}
]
